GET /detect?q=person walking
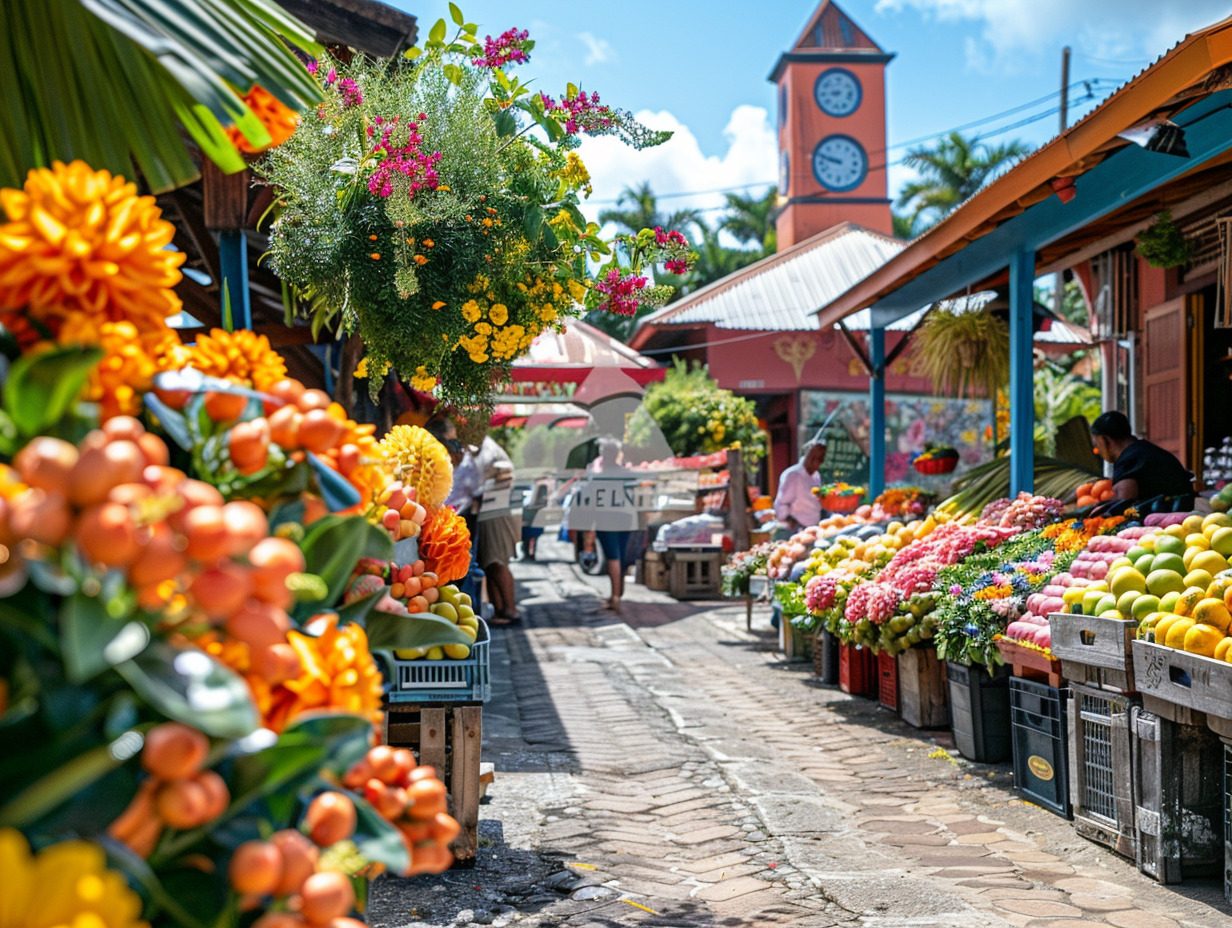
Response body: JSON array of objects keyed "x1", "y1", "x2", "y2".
[{"x1": 475, "y1": 434, "x2": 522, "y2": 626}]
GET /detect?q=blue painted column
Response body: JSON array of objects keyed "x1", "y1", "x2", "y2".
[
  {"x1": 1008, "y1": 249, "x2": 1035, "y2": 496},
  {"x1": 869, "y1": 325, "x2": 886, "y2": 498},
  {"x1": 218, "y1": 230, "x2": 252, "y2": 331}
]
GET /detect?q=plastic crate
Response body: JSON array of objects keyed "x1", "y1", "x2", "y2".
[
  {"x1": 1132, "y1": 707, "x2": 1224, "y2": 883},
  {"x1": 1068, "y1": 682, "x2": 1138, "y2": 858},
  {"x1": 1010, "y1": 678, "x2": 1070, "y2": 817},
  {"x1": 385, "y1": 619, "x2": 491, "y2": 704},
  {"x1": 814, "y1": 629, "x2": 840, "y2": 685},
  {"x1": 878, "y1": 650, "x2": 898, "y2": 711},
  {"x1": 947, "y1": 661, "x2": 1012, "y2": 763},
  {"x1": 1224, "y1": 741, "x2": 1232, "y2": 907},
  {"x1": 839, "y1": 643, "x2": 877, "y2": 697}
]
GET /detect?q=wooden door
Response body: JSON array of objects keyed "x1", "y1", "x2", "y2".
[{"x1": 1141, "y1": 298, "x2": 1190, "y2": 465}]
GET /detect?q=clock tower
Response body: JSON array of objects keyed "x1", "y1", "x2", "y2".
[{"x1": 771, "y1": 1, "x2": 894, "y2": 248}]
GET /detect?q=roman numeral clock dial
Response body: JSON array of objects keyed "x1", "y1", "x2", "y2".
[{"x1": 812, "y1": 135, "x2": 868, "y2": 193}]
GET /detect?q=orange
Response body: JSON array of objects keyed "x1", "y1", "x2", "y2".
[
  {"x1": 1164, "y1": 617, "x2": 1196, "y2": 649},
  {"x1": 221, "y1": 500, "x2": 269, "y2": 556},
  {"x1": 142, "y1": 722, "x2": 209, "y2": 780},
  {"x1": 190, "y1": 562, "x2": 254, "y2": 618},
  {"x1": 268, "y1": 405, "x2": 303, "y2": 449},
  {"x1": 68, "y1": 440, "x2": 145, "y2": 507},
  {"x1": 228, "y1": 840, "x2": 284, "y2": 896},
  {"x1": 128, "y1": 523, "x2": 187, "y2": 588},
  {"x1": 76, "y1": 502, "x2": 140, "y2": 568},
  {"x1": 250, "y1": 642, "x2": 302, "y2": 685},
  {"x1": 14, "y1": 436, "x2": 78, "y2": 493},
  {"x1": 248, "y1": 536, "x2": 307, "y2": 607},
  {"x1": 263, "y1": 378, "x2": 306, "y2": 414},
  {"x1": 136, "y1": 432, "x2": 170, "y2": 468},
  {"x1": 204, "y1": 390, "x2": 248, "y2": 423},
  {"x1": 225, "y1": 599, "x2": 290, "y2": 649},
  {"x1": 229, "y1": 419, "x2": 270, "y2": 475},
  {"x1": 181, "y1": 505, "x2": 230, "y2": 562},
  {"x1": 296, "y1": 389, "x2": 332, "y2": 412},
  {"x1": 194, "y1": 769, "x2": 230, "y2": 820},
  {"x1": 1192, "y1": 598, "x2": 1232, "y2": 635},
  {"x1": 155, "y1": 777, "x2": 210, "y2": 829},
  {"x1": 297, "y1": 871, "x2": 354, "y2": 924},
  {"x1": 296, "y1": 408, "x2": 345, "y2": 453},
  {"x1": 1183, "y1": 622, "x2": 1224, "y2": 657},
  {"x1": 270, "y1": 829, "x2": 319, "y2": 897},
  {"x1": 9, "y1": 489, "x2": 72, "y2": 546},
  {"x1": 304, "y1": 791, "x2": 357, "y2": 847}
]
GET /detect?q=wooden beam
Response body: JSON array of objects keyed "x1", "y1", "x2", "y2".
[{"x1": 836, "y1": 320, "x2": 872, "y2": 375}]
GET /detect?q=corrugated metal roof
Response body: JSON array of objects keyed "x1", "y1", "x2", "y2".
[{"x1": 635, "y1": 222, "x2": 905, "y2": 334}]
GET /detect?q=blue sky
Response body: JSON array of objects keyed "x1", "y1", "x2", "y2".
[{"x1": 394, "y1": 0, "x2": 1230, "y2": 227}]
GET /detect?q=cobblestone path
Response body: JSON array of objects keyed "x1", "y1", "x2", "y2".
[{"x1": 369, "y1": 544, "x2": 1230, "y2": 928}]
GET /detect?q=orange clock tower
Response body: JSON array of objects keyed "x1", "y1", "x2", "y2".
[{"x1": 771, "y1": 1, "x2": 894, "y2": 248}]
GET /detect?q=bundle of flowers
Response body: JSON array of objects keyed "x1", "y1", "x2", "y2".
[
  {"x1": 980, "y1": 492, "x2": 1066, "y2": 531},
  {"x1": 723, "y1": 542, "x2": 773, "y2": 596},
  {"x1": 258, "y1": 16, "x2": 694, "y2": 411}
]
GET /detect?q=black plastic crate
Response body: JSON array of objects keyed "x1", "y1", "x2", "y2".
[
  {"x1": 814, "y1": 629, "x2": 840, "y2": 685},
  {"x1": 947, "y1": 660, "x2": 1012, "y2": 763},
  {"x1": 1010, "y1": 678, "x2": 1071, "y2": 817},
  {"x1": 1068, "y1": 683, "x2": 1138, "y2": 859},
  {"x1": 1132, "y1": 708, "x2": 1223, "y2": 884}
]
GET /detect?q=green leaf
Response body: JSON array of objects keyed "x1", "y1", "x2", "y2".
[
  {"x1": 0, "y1": 742, "x2": 123, "y2": 827},
  {"x1": 104, "y1": 841, "x2": 212, "y2": 928},
  {"x1": 117, "y1": 640, "x2": 259, "y2": 739},
  {"x1": 297, "y1": 516, "x2": 394, "y2": 614},
  {"x1": 403, "y1": 46, "x2": 422, "y2": 60},
  {"x1": 428, "y1": 18, "x2": 447, "y2": 43},
  {"x1": 334, "y1": 590, "x2": 382, "y2": 627},
  {"x1": 442, "y1": 63, "x2": 462, "y2": 86},
  {"x1": 60, "y1": 594, "x2": 148, "y2": 683},
  {"x1": 3, "y1": 346, "x2": 104, "y2": 437},
  {"x1": 353, "y1": 793, "x2": 410, "y2": 874},
  {"x1": 567, "y1": 82, "x2": 578, "y2": 99},
  {"x1": 448, "y1": 2, "x2": 464, "y2": 25},
  {"x1": 364, "y1": 611, "x2": 474, "y2": 650},
  {"x1": 493, "y1": 108, "x2": 516, "y2": 138},
  {"x1": 522, "y1": 205, "x2": 544, "y2": 242},
  {"x1": 0, "y1": 411, "x2": 18, "y2": 455}
]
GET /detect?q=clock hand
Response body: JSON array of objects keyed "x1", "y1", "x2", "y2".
[{"x1": 819, "y1": 154, "x2": 842, "y2": 165}]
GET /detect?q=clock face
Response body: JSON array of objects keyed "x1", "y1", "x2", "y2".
[
  {"x1": 813, "y1": 135, "x2": 867, "y2": 192},
  {"x1": 779, "y1": 150, "x2": 790, "y2": 196},
  {"x1": 814, "y1": 68, "x2": 861, "y2": 117}
]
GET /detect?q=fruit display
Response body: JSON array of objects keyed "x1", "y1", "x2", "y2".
[
  {"x1": 913, "y1": 445, "x2": 959, "y2": 475},
  {"x1": 346, "y1": 560, "x2": 481, "y2": 660},
  {"x1": 1074, "y1": 478, "x2": 1115, "y2": 508}
]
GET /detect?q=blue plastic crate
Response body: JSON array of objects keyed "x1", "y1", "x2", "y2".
[{"x1": 383, "y1": 618, "x2": 490, "y2": 704}]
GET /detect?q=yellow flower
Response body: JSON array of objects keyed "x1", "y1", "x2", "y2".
[
  {"x1": 354, "y1": 357, "x2": 391, "y2": 380},
  {"x1": 567, "y1": 280, "x2": 588, "y2": 303},
  {"x1": 186, "y1": 328, "x2": 288, "y2": 391},
  {"x1": 474, "y1": 322, "x2": 492, "y2": 335},
  {"x1": 378, "y1": 425, "x2": 454, "y2": 509},
  {"x1": 410, "y1": 366, "x2": 437, "y2": 393},
  {"x1": 461, "y1": 300, "x2": 481, "y2": 324},
  {"x1": 0, "y1": 161, "x2": 184, "y2": 347},
  {"x1": 0, "y1": 828, "x2": 147, "y2": 928},
  {"x1": 488, "y1": 303, "x2": 509, "y2": 326}
]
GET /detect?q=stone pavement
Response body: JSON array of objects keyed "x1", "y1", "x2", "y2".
[{"x1": 369, "y1": 541, "x2": 1231, "y2": 928}]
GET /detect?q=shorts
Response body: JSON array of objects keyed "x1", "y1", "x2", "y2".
[
  {"x1": 477, "y1": 513, "x2": 520, "y2": 568},
  {"x1": 595, "y1": 530, "x2": 634, "y2": 567}
]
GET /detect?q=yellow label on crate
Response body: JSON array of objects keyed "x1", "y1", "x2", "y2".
[{"x1": 1027, "y1": 755, "x2": 1055, "y2": 781}]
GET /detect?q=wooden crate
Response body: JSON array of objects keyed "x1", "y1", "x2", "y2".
[
  {"x1": 1068, "y1": 683, "x2": 1139, "y2": 859},
  {"x1": 996, "y1": 638, "x2": 1064, "y2": 687},
  {"x1": 1132, "y1": 639, "x2": 1232, "y2": 719},
  {"x1": 1049, "y1": 613, "x2": 1136, "y2": 692},
  {"x1": 664, "y1": 546, "x2": 723, "y2": 600},
  {"x1": 641, "y1": 552, "x2": 668, "y2": 591},
  {"x1": 898, "y1": 646, "x2": 950, "y2": 729},
  {"x1": 1131, "y1": 707, "x2": 1224, "y2": 883},
  {"x1": 384, "y1": 705, "x2": 483, "y2": 864}
]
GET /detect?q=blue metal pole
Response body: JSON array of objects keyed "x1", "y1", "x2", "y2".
[
  {"x1": 869, "y1": 326, "x2": 886, "y2": 498},
  {"x1": 1009, "y1": 249, "x2": 1035, "y2": 496},
  {"x1": 218, "y1": 230, "x2": 252, "y2": 332}
]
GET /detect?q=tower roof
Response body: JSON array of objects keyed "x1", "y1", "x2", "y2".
[{"x1": 769, "y1": 1, "x2": 893, "y2": 81}]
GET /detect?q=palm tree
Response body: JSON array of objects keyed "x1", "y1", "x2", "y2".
[
  {"x1": 891, "y1": 207, "x2": 921, "y2": 241},
  {"x1": 598, "y1": 181, "x2": 702, "y2": 240},
  {"x1": 690, "y1": 223, "x2": 761, "y2": 288},
  {"x1": 1, "y1": 0, "x2": 322, "y2": 193},
  {"x1": 719, "y1": 186, "x2": 777, "y2": 256},
  {"x1": 895, "y1": 131, "x2": 1032, "y2": 232}
]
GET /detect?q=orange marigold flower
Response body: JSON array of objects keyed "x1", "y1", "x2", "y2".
[
  {"x1": 0, "y1": 161, "x2": 184, "y2": 341},
  {"x1": 57, "y1": 313, "x2": 181, "y2": 420},
  {"x1": 378, "y1": 425, "x2": 453, "y2": 510},
  {"x1": 412, "y1": 255, "x2": 428, "y2": 266},
  {"x1": 224, "y1": 84, "x2": 300, "y2": 154},
  {"x1": 186, "y1": 328, "x2": 288, "y2": 392},
  {"x1": 419, "y1": 506, "x2": 472, "y2": 584}
]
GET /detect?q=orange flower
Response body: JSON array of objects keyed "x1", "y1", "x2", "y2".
[
  {"x1": 187, "y1": 328, "x2": 288, "y2": 392},
  {"x1": 56, "y1": 312, "x2": 185, "y2": 419},
  {"x1": 0, "y1": 161, "x2": 183, "y2": 342},
  {"x1": 225, "y1": 85, "x2": 300, "y2": 154},
  {"x1": 378, "y1": 426, "x2": 453, "y2": 510},
  {"x1": 419, "y1": 506, "x2": 471, "y2": 584}
]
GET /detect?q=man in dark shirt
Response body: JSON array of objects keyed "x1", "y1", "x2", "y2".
[{"x1": 1091, "y1": 411, "x2": 1193, "y2": 503}]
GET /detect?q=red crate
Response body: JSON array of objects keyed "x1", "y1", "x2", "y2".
[
  {"x1": 878, "y1": 650, "x2": 898, "y2": 711},
  {"x1": 839, "y1": 643, "x2": 877, "y2": 697}
]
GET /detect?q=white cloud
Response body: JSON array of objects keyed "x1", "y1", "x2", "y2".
[
  {"x1": 576, "y1": 31, "x2": 616, "y2": 66},
  {"x1": 577, "y1": 105, "x2": 778, "y2": 234},
  {"x1": 875, "y1": 0, "x2": 1230, "y2": 71}
]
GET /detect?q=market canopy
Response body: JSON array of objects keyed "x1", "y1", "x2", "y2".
[{"x1": 501, "y1": 319, "x2": 665, "y2": 402}]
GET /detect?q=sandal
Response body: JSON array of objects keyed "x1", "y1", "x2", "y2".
[{"x1": 490, "y1": 614, "x2": 522, "y2": 627}]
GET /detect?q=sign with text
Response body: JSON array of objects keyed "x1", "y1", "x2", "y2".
[{"x1": 565, "y1": 473, "x2": 641, "y2": 531}]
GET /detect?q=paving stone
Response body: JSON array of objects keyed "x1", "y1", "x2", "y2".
[
  {"x1": 1068, "y1": 892, "x2": 1136, "y2": 912},
  {"x1": 670, "y1": 824, "x2": 743, "y2": 846},
  {"x1": 1104, "y1": 912, "x2": 1182, "y2": 928},
  {"x1": 694, "y1": 876, "x2": 776, "y2": 902},
  {"x1": 1035, "y1": 922, "x2": 1117, "y2": 928},
  {"x1": 993, "y1": 898, "x2": 1085, "y2": 918},
  {"x1": 1052, "y1": 878, "x2": 1135, "y2": 896}
]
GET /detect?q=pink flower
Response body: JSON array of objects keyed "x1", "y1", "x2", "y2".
[
  {"x1": 366, "y1": 115, "x2": 442, "y2": 199},
  {"x1": 664, "y1": 259, "x2": 689, "y2": 275},
  {"x1": 540, "y1": 89, "x2": 615, "y2": 136},
  {"x1": 594, "y1": 268, "x2": 648, "y2": 316},
  {"x1": 473, "y1": 28, "x2": 532, "y2": 69},
  {"x1": 325, "y1": 67, "x2": 337, "y2": 86},
  {"x1": 339, "y1": 77, "x2": 363, "y2": 108}
]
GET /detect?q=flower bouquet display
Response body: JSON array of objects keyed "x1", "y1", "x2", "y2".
[
  {"x1": 723, "y1": 542, "x2": 773, "y2": 597},
  {"x1": 258, "y1": 13, "x2": 694, "y2": 412}
]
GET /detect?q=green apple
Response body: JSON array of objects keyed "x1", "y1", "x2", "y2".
[
  {"x1": 1146, "y1": 569, "x2": 1186, "y2": 597},
  {"x1": 1093, "y1": 594, "x2": 1118, "y2": 616},
  {"x1": 1131, "y1": 594, "x2": 1161, "y2": 619},
  {"x1": 1082, "y1": 590, "x2": 1108, "y2": 615}
]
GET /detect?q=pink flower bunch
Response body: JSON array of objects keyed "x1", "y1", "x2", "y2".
[
  {"x1": 539, "y1": 91, "x2": 614, "y2": 136},
  {"x1": 339, "y1": 77, "x2": 363, "y2": 108},
  {"x1": 664, "y1": 259, "x2": 689, "y2": 275},
  {"x1": 473, "y1": 29, "x2": 531, "y2": 69},
  {"x1": 806, "y1": 574, "x2": 838, "y2": 613},
  {"x1": 988, "y1": 492, "x2": 1066, "y2": 531},
  {"x1": 324, "y1": 67, "x2": 338, "y2": 86},
  {"x1": 594, "y1": 268, "x2": 648, "y2": 316},
  {"x1": 365, "y1": 115, "x2": 442, "y2": 198},
  {"x1": 655, "y1": 227, "x2": 687, "y2": 246},
  {"x1": 844, "y1": 581, "x2": 900, "y2": 625}
]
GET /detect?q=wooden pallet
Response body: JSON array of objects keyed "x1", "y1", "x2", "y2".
[
  {"x1": 384, "y1": 705, "x2": 483, "y2": 864},
  {"x1": 996, "y1": 638, "x2": 1064, "y2": 687}
]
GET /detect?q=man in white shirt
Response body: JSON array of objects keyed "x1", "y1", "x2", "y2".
[{"x1": 773, "y1": 441, "x2": 826, "y2": 534}]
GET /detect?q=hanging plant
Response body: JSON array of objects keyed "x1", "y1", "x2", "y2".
[
  {"x1": 1135, "y1": 211, "x2": 1191, "y2": 268},
  {"x1": 257, "y1": 14, "x2": 695, "y2": 413},
  {"x1": 911, "y1": 305, "x2": 1010, "y2": 399}
]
